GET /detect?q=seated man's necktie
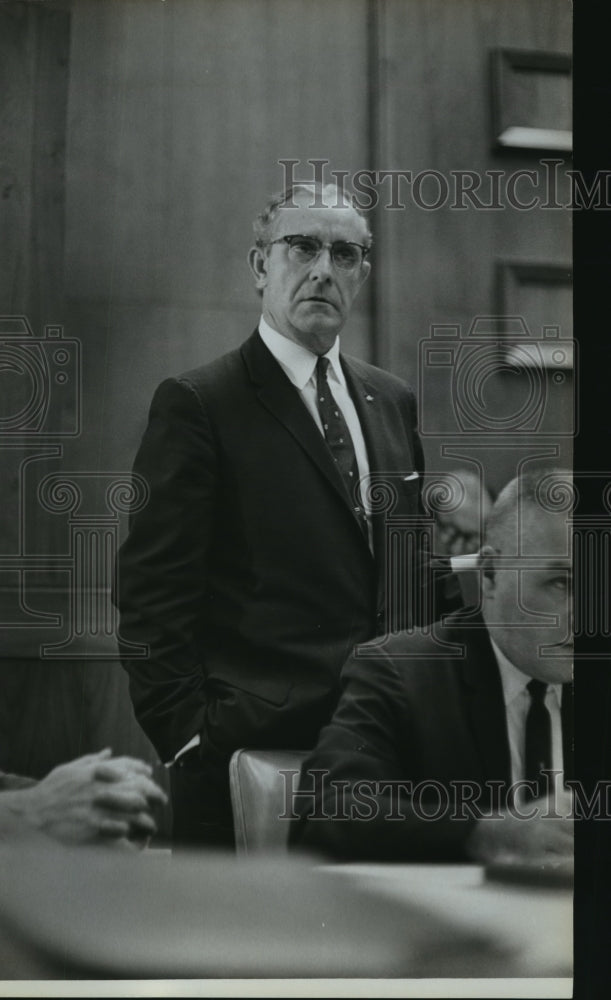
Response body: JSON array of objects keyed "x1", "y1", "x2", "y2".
[{"x1": 524, "y1": 679, "x2": 552, "y2": 800}]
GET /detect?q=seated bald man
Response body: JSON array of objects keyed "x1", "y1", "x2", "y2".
[
  {"x1": 289, "y1": 469, "x2": 574, "y2": 863},
  {"x1": 0, "y1": 749, "x2": 167, "y2": 847}
]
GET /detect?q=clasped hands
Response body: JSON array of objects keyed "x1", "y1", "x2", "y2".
[{"x1": 2, "y1": 748, "x2": 167, "y2": 849}]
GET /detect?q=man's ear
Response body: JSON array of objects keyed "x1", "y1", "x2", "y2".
[
  {"x1": 358, "y1": 259, "x2": 371, "y2": 288},
  {"x1": 478, "y1": 544, "x2": 497, "y2": 598},
  {"x1": 248, "y1": 245, "x2": 268, "y2": 291}
]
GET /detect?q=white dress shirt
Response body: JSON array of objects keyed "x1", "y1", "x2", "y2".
[
  {"x1": 490, "y1": 637, "x2": 566, "y2": 788},
  {"x1": 258, "y1": 316, "x2": 373, "y2": 547}
]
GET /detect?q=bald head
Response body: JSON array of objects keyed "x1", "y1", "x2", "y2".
[
  {"x1": 479, "y1": 469, "x2": 573, "y2": 683},
  {"x1": 483, "y1": 469, "x2": 572, "y2": 558}
]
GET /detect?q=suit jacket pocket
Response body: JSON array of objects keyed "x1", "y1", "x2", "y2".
[
  {"x1": 201, "y1": 670, "x2": 294, "y2": 757},
  {"x1": 205, "y1": 668, "x2": 293, "y2": 708}
]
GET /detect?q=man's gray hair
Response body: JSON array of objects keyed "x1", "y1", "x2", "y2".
[{"x1": 253, "y1": 183, "x2": 373, "y2": 248}]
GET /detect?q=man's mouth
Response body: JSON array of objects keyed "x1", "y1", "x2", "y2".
[{"x1": 304, "y1": 296, "x2": 335, "y2": 306}]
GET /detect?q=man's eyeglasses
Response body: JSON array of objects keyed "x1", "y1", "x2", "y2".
[{"x1": 261, "y1": 234, "x2": 371, "y2": 271}]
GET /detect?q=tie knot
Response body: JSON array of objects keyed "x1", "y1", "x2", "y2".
[
  {"x1": 527, "y1": 678, "x2": 548, "y2": 703},
  {"x1": 316, "y1": 355, "x2": 331, "y2": 380}
]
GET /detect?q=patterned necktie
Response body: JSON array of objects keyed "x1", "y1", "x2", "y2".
[
  {"x1": 524, "y1": 679, "x2": 552, "y2": 800},
  {"x1": 315, "y1": 356, "x2": 367, "y2": 535}
]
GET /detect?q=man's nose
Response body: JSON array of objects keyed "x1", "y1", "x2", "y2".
[{"x1": 309, "y1": 246, "x2": 334, "y2": 281}]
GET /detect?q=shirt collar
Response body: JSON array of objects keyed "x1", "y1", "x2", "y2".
[
  {"x1": 489, "y1": 636, "x2": 564, "y2": 708},
  {"x1": 258, "y1": 316, "x2": 344, "y2": 391}
]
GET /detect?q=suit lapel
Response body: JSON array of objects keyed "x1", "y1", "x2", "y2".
[
  {"x1": 241, "y1": 332, "x2": 372, "y2": 547},
  {"x1": 342, "y1": 356, "x2": 416, "y2": 479},
  {"x1": 456, "y1": 619, "x2": 512, "y2": 795},
  {"x1": 342, "y1": 355, "x2": 419, "y2": 594},
  {"x1": 342, "y1": 359, "x2": 386, "y2": 567}
]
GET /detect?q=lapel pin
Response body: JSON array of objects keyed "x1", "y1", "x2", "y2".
[{"x1": 365, "y1": 394, "x2": 374, "y2": 402}]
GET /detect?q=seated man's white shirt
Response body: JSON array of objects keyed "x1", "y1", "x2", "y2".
[{"x1": 491, "y1": 637, "x2": 566, "y2": 787}]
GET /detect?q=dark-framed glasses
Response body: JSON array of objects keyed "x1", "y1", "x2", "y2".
[{"x1": 262, "y1": 234, "x2": 371, "y2": 271}]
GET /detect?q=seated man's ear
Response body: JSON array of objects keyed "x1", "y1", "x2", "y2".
[
  {"x1": 478, "y1": 545, "x2": 497, "y2": 597},
  {"x1": 248, "y1": 246, "x2": 268, "y2": 291}
]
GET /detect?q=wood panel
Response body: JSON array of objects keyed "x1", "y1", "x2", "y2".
[
  {"x1": 373, "y1": 0, "x2": 572, "y2": 494},
  {"x1": 0, "y1": 1, "x2": 69, "y2": 336},
  {"x1": 0, "y1": 3, "x2": 71, "y2": 570},
  {"x1": 64, "y1": 0, "x2": 372, "y2": 483}
]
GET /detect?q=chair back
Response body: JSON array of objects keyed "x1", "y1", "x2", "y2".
[{"x1": 229, "y1": 748, "x2": 308, "y2": 855}]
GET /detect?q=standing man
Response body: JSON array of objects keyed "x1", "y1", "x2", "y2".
[{"x1": 116, "y1": 182, "x2": 457, "y2": 846}]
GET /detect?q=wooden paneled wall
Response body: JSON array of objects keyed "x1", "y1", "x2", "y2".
[
  {"x1": 64, "y1": 0, "x2": 373, "y2": 482},
  {"x1": 0, "y1": 0, "x2": 572, "y2": 799},
  {"x1": 371, "y1": 0, "x2": 572, "y2": 493}
]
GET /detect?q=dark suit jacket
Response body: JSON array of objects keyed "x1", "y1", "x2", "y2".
[
  {"x1": 116, "y1": 330, "x2": 457, "y2": 764},
  {"x1": 290, "y1": 610, "x2": 520, "y2": 862}
]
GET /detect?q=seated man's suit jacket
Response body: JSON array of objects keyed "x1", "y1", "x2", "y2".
[
  {"x1": 116, "y1": 330, "x2": 457, "y2": 766},
  {"x1": 290, "y1": 609, "x2": 533, "y2": 862}
]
